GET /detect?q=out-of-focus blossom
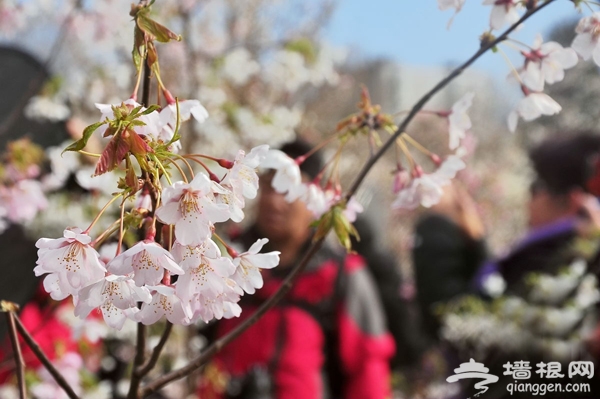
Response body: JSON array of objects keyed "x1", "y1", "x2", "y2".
[
  {"x1": 261, "y1": 149, "x2": 303, "y2": 201},
  {"x1": 448, "y1": 92, "x2": 474, "y2": 150},
  {"x1": 221, "y1": 48, "x2": 260, "y2": 86},
  {"x1": 507, "y1": 92, "x2": 561, "y2": 132},
  {"x1": 483, "y1": 0, "x2": 520, "y2": 31},
  {"x1": 572, "y1": 13, "x2": 600, "y2": 66},
  {"x1": 0, "y1": 179, "x2": 48, "y2": 223},
  {"x1": 520, "y1": 34, "x2": 578, "y2": 92},
  {"x1": 24, "y1": 95, "x2": 71, "y2": 122}
]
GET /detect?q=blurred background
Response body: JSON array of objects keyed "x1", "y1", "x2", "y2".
[{"x1": 2, "y1": 1, "x2": 600, "y2": 398}]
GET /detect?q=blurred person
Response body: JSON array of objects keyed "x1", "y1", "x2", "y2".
[
  {"x1": 351, "y1": 215, "x2": 427, "y2": 372},
  {"x1": 201, "y1": 140, "x2": 394, "y2": 399},
  {"x1": 468, "y1": 132, "x2": 600, "y2": 398},
  {"x1": 413, "y1": 181, "x2": 487, "y2": 345}
]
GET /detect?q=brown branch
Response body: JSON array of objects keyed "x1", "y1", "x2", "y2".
[
  {"x1": 2, "y1": 303, "x2": 25, "y2": 399},
  {"x1": 136, "y1": 322, "x2": 173, "y2": 377},
  {"x1": 12, "y1": 310, "x2": 80, "y2": 399},
  {"x1": 127, "y1": 46, "x2": 154, "y2": 399},
  {"x1": 141, "y1": 1, "x2": 558, "y2": 396}
]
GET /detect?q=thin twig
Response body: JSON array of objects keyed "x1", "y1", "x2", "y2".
[
  {"x1": 4, "y1": 309, "x2": 25, "y2": 399},
  {"x1": 141, "y1": 1, "x2": 557, "y2": 396},
  {"x1": 12, "y1": 311, "x2": 80, "y2": 399},
  {"x1": 128, "y1": 48, "x2": 153, "y2": 399},
  {"x1": 345, "y1": 0, "x2": 556, "y2": 199},
  {"x1": 136, "y1": 322, "x2": 174, "y2": 377}
]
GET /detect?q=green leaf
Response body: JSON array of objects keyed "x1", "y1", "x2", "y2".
[
  {"x1": 62, "y1": 121, "x2": 107, "y2": 154},
  {"x1": 136, "y1": 14, "x2": 181, "y2": 43},
  {"x1": 140, "y1": 104, "x2": 161, "y2": 115}
]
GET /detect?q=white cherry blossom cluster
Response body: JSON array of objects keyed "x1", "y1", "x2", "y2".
[{"x1": 26, "y1": 96, "x2": 288, "y2": 330}]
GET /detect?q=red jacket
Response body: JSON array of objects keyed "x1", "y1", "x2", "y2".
[{"x1": 203, "y1": 245, "x2": 395, "y2": 399}]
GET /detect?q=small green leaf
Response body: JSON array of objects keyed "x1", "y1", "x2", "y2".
[
  {"x1": 62, "y1": 121, "x2": 107, "y2": 154},
  {"x1": 140, "y1": 104, "x2": 161, "y2": 115},
  {"x1": 136, "y1": 14, "x2": 182, "y2": 43}
]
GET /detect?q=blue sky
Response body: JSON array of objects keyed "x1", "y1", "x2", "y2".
[{"x1": 325, "y1": 1, "x2": 580, "y2": 78}]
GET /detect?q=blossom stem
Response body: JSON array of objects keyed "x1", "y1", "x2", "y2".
[
  {"x1": 77, "y1": 150, "x2": 101, "y2": 158},
  {"x1": 117, "y1": 199, "x2": 126, "y2": 257},
  {"x1": 507, "y1": 38, "x2": 534, "y2": 50},
  {"x1": 583, "y1": 1, "x2": 597, "y2": 13},
  {"x1": 182, "y1": 156, "x2": 221, "y2": 182},
  {"x1": 395, "y1": 137, "x2": 416, "y2": 172},
  {"x1": 162, "y1": 157, "x2": 188, "y2": 183},
  {"x1": 85, "y1": 194, "x2": 122, "y2": 234},
  {"x1": 400, "y1": 132, "x2": 435, "y2": 157},
  {"x1": 213, "y1": 233, "x2": 238, "y2": 257},
  {"x1": 11, "y1": 310, "x2": 80, "y2": 399},
  {"x1": 153, "y1": 155, "x2": 174, "y2": 185},
  {"x1": 91, "y1": 221, "x2": 121, "y2": 248},
  {"x1": 2, "y1": 304, "x2": 25, "y2": 399},
  {"x1": 297, "y1": 134, "x2": 339, "y2": 164},
  {"x1": 497, "y1": 44, "x2": 525, "y2": 85},
  {"x1": 170, "y1": 153, "x2": 195, "y2": 179}
]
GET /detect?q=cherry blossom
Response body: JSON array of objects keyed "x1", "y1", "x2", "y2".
[
  {"x1": 438, "y1": 0, "x2": 465, "y2": 28},
  {"x1": 343, "y1": 197, "x2": 364, "y2": 223},
  {"x1": 0, "y1": 179, "x2": 48, "y2": 224},
  {"x1": 438, "y1": 0, "x2": 464, "y2": 12},
  {"x1": 520, "y1": 35, "x2": 578, "y2": 92},
  {"x1": 447, "y1": 92, "x2": 474, "y2": 150},
  {"x1": 34, "y1": 228, "x2": 106, "y2": 297},
  {"x1": 571, "y1": 13, "x2": 600, "y2": 66},
  {"x1": 75, "y1": 274, "x2": 151, "y2": 329},
  {"x1": 433, "y1": 155, "x2": 467, "y2": 182},
  {"x1": 483, "y1": 0, "x2": 520, "y2": 31},
  {"x1": 107, "y1": 240, "x2": 184, "y2": 287},
  {"x1": 507, "y1": 92, "x2": 561, "y2": 132},
  {"x1": 171, "y1": 240, "x2": 236, "y2": 301},
  {"x1": 391, "y1": 174, "x2": 444, "y2": 210},
  {"x1": 261, "y1": 149, "x2": 303, "y2": 200},
  {"x1": 156, "y1": 173, "x2": 230, "y2": 246},
  {"x1": 137, "y1": 285, "x2": 193, "y2": 325},
  {"x1": 222, "y1": 145, "x2": 270, "y2": 200},
  {"x1": 191, "y1": 278, "x2": 244, "y2": 323},
  {"x1": 232, "y1": 238, "x2": 280, "y2": 294}
]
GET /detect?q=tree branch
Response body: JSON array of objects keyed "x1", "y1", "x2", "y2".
[
  {"x1": 2, "y1": 303, "x2": 25, "y2": 399},
  {"x1": 136, "y1": 322, "x2": 173, "y2": 377},
  {"x1": 12, "y1": 310, "x2": 80, "y2": 399},
  {"x1": 141, "y1": 1, "x2": 557, "y2": 396}
]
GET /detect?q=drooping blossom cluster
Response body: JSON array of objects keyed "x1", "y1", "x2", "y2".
[
  {"x1": 437, "y1": 1, "x2": 600, "y2": 133},
  {"x1": 33, "y1": 102, "x2": 282, "y2": 329}
]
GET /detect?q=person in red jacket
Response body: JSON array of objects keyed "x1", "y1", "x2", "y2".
[{"x1": 201, "y1": 140, "x2": 395, "y2": 399}]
